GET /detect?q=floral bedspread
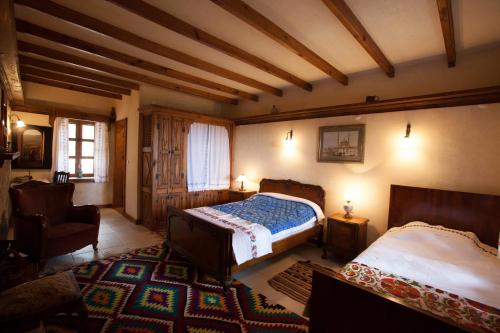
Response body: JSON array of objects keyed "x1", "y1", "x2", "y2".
[{"x1": 340, "y1": 262, "x2": 500, "y2": 333}]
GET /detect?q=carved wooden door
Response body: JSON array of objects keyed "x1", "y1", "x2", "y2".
[
  {"x1": 169, "y1": 117, "x2": 186, "y2": 192},
  {"x1": 156, "y1": 113, "x2": 170, "y2": 190}
]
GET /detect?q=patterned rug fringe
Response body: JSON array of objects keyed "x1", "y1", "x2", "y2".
[{"x1": 268, "y1": 260, "x2": 339, "y2": 305}]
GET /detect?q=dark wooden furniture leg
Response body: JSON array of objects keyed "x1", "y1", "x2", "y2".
[{"x1": 77, "y1": 298, "x2": 89, "y2": 333}]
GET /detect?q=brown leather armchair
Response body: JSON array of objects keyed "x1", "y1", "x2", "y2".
[{"x1": 10, "y1": 181, "x2": 100, "y2": 267}]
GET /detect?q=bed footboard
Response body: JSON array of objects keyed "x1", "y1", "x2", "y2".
[
  {"x1": 309, "y1": 271, "x2": 464, "y2": 333},
  {"x1": 166, "y1": 206, "x2": 234, "y2": 288}
]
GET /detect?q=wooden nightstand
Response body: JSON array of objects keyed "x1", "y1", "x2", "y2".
[
  {"x1": 228, "y1": 189, "x2": 257, "y2": 203},
  {"x1": 322, "y1": 213, "x2": 369, "y2": 261}
]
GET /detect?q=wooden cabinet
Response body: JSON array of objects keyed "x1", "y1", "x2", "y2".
[
  {"x1": 323, "y1": 213, "x2": 369, "y2": 261},
  {"x1": 229, "y1": 190, "x2": 257, "y2": 202},
  {"x1": 139, "y1": 105, "x2": 234, "y2": 230}
]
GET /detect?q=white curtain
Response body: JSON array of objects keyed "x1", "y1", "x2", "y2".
[
  {"x1": 187, "y1": 122, "x2": 230, "y2": 192},
  {"x1": 94, "y1": 122, "x2": 109, "y2": 183},
  {"x1": 51, "y1": 117, "x2": 69, "y2": 176}
]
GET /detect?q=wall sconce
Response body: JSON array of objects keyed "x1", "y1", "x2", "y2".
[
  {"x1": 283, "y1": 129, "x2": 294, "y2": 150},
  {"x1": 271, "y1": 105, "x2": 279, "y2": 114},
  {"x1": 10, "y1": 114, "x2": 26, "y2": 128},
  {"x1": 236, "y1": 174, "x2": 248, "y2": 191},
  {"x1": 404, "y1": 123, "x2": 411, "y2": 138}
]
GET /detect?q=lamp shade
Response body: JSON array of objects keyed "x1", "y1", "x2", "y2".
[
  {"x1": 16, "y1": 120, "x2": 26, "y2": 128},
  {"x1": 236, "y1": 174, "x2": 247, "y2": 182}
]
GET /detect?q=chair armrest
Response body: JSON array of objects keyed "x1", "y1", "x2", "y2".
[
  {"x1": 13, "y1": 215, "x2": 49, "y2": 259},
  {"x1": 67, "y1": 205, "x2": 100, "y2": 226}
]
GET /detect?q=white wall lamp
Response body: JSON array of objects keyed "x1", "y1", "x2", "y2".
[
  {"x1": 283, "y1": 129, "x2": 294, "y2": 150},
  {"x1": 10, "y1": 114, "x2": 26, "y2": 128},
  {"x1": 404, "y1": 123, "x2": 411, "y2": 138}
]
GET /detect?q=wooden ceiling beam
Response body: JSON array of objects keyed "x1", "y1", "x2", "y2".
[
  {"x1": 20, "y1": 55, "x2": 139, "y2": 90},
  {"x1": 235, "y1": 85, "x2": 500, "y2": 125},
  {"x1": 18, "y1": 41, "x2": 238, "y2": 105},
  {"x1": 436, "y1": 0, "x2": 456, "y2": 67},
  {"x1": 11, "y1": 103, "x2": 111, "y2": 123},
  {"x1": 321, "y1": 0, "x2": 394, "y2": 77},
  {"x1": 21, "y1": 74, "x2": 123, "y2": 100},
  {"x1": 106, "y1": 0, "x2": 312, "y2": 92},
  {"x1": 15, "y1": 0, "x2": 282, "y2": 96},
  {"x1": 210, "y1": 0, "x2": 348, "y2": 85},
  {"x1": 20, "y1": 65, "x2": 131, "y2": 95},
  {"x1": 16, "y1": 20, "x2": 257, "y2": 101},
  {"x1": 0, "y1": 0, "x2": 23, "y2": 104}
]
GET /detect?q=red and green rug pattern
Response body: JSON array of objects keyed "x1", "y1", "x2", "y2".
[{"x1": 46, "y1": 245, "x2": 308, "y2": 333}]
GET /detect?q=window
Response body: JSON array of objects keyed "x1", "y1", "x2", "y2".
[
  {"x1": 68, "y1": 120, "x2": 95, "y2": 177},
  {"x1": 187, "y1": 123, "x2": 230, "y2": 192}
]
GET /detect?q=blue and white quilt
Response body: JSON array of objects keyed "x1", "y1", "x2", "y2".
[
  {"x1": 212, "y1": 194, "x2": 318, "y2": 234},
  {"x1": 186, "y1": 192, "x2": 325, "y2": 265}
]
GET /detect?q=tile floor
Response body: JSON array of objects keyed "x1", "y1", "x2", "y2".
[
  {"x1": 234, "y1": 243, "x2": 344, "y2": 315},
  {"x1": 42, "y1": 208, "x2": 163, "y2": 274},
  {"x1": 45, "y1": 208, "x2": 344, "y2": 315}
]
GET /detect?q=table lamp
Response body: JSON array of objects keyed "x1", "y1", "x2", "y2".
[{"x1": 236, "y1": 174, "x2": 248, "y2": 191}]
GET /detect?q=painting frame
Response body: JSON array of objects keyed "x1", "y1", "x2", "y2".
[
  {"x1": 318, "y1": 124, "x2": 365, "y2": 163},
  {"x1": 11, "y1": 124, "x2": 53, "y2": 169}
]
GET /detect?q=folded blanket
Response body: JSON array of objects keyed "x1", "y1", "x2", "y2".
[{"x1": 185, "y1": 206, "x2": 272, "y2": 265}]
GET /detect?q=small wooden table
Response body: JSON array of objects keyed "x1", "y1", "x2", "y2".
[
  {"x1": 228, "y1": 189, "x2": 257, "y2": 203},
  {"x1": 323, "y1": 213, "x2": 369, "y2": 261}
]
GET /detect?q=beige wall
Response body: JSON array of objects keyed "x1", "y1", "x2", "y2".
[
  {"x1": 221, "y1": 44, "x2": 500, "y2": 118},
  {"x1": 140, "y1": 83, "x2": 224, "y2": 117},
  {"x1": 233, "y1": 103, "x2": 500, "y2": 244},
  {"x1": 114, "y1": 90, "x2": 140, "y2": 219},
  {"x1": 23, "y1": 81, "x2": 115, "y2": 115}
]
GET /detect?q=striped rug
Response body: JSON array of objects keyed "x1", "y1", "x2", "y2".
[{"x1": 268, "y1": 260, "x2": 339, "y2": 305}]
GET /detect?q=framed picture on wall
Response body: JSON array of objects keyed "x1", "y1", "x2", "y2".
[
  {"x1": 318, "y1": 124, "x2": 365, "y2": 163},
  {"x1": 11, "y1": 125, "x2": 53, "y2": 169}
]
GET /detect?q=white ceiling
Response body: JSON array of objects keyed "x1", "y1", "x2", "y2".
[{"x1": 15, "y1": 0, "x2": 500, "y2": 100}]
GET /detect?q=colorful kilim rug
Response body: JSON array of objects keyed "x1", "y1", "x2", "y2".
[
  {"x1": 268, "y1": 260, "x2": 339, "y2": 305},
  {"x1": 45, "y1": 244, "x2": 308, "y2": 333}
]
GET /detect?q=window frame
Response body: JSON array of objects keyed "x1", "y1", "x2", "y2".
[{"x1": 68, "y1": 119, "x2": 95, "y2": 178}]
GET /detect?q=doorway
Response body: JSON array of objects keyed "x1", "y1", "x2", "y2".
[{"x1": 113, "y1": 118, "x2": 127, "y2": 209}]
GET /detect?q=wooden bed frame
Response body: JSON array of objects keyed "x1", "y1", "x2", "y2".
[
  {"x1": 309, "y1": 184, "x2": 500, "y2": 333},
  {"x1": 165, "y1": 179, "x2": 325, "y2": 289}
]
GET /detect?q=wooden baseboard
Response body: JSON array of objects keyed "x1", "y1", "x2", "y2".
[
  {"x1": 96, "y1": 204, "x2": 112, "y2": 208},
  {"x1": 113, "y1": 208, "x2": 139, "y2": 224}
]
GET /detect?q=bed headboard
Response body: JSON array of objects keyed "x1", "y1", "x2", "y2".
[
  {"x1": 259, "y1": 178, "x2": 325, "y2": 211},
  {"x1": 388, "y1": 185, "x2": 500, "y2": 248}
]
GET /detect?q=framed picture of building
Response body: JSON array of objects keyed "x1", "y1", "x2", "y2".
[{"x1": 318, "y1": 124, "x2": 365, "y2": 163}]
